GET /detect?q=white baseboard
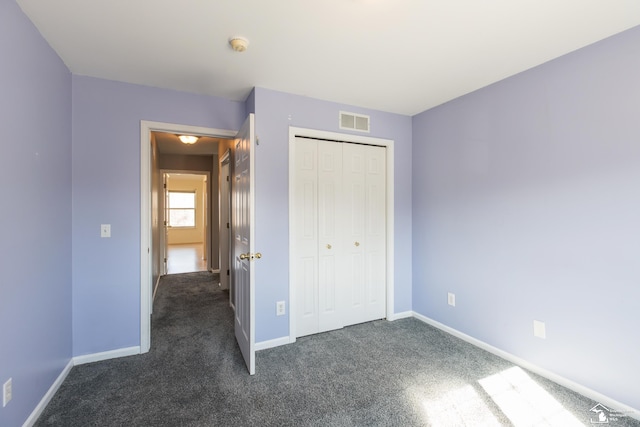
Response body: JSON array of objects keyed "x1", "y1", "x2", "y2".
[
  {"x1": 255, "y1": 336, "x2": 291, "y2": 351},
  {"x1": 411, "y1": 311, "x2": 640, "y2": 421},
  {"x1": 387, "y1": 310, "x2": 413, "y2": 321},
  {"x1": 73, "y1": 346, "x2": 140, "y2": 365},
  {"x1": 22, "y1": 359, "x2": 73, "y2": 427}
]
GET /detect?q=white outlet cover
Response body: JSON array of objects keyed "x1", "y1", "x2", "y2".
[
  {"x1": 276, "y1": 301, "x2": 285, "y2": 316},
  {"x1": 533, "y1": 320, "x2": 546, "y2": 339}
]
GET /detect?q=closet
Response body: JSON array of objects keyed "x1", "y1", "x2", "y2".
[{"x1": 292, "y1": 137, "x2": 386, "y2": 337}]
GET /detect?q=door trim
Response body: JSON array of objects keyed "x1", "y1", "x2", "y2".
[
  {"x1": 140, "y1": 120, "x2": 236, "y2": 354},
  {"x1": 162, "y1": 169, "x2": 211, "y2": 275},
  {"x1": 288, "y1": 127, "x2": 395, "y2": 342},
  {"x1": 219, "y1": 150, "x2": 232, "y2": 295}
]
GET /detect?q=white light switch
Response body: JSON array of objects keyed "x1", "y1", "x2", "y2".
[
  {"x1": 3, "y1": 378, "x2": 12, "y2": 407},
  {"x1": 533, "y1": 320, "x2": 546, "y2": 339},
  {"x1": 448, "y1": 292, "x2": 456, "y2": 307},
  {"x1": 101, "y1": 224, "x2": 111, "y2": 238}
]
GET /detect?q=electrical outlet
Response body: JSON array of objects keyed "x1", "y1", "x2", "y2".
[
  {"x1": 447, "y1": 292, "x2": 456, "y2": 307},
  {"x1": 533, "y1": 320, "x2": 546, "y2": 339},
  {"x1": 3, "y1": 378, "x2": 12, "y2": 407},
  {"x1": 276, "y1": 301, "x2": 286, "y2": 316}
]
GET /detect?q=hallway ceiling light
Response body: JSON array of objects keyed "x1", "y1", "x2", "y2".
[{"x1": 179, "y1": 135, "x2": 199, "y2": 144}]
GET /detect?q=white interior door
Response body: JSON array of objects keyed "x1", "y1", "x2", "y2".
[
  {"x1": 362, "y1": 145, "x2": 386, "y2": 321},
  {"x1": 293, "y1": 137, "x2": 386, "y2": 338},
  {"x1": 317, "y1": 140, "x2": 344, "y2": 333},
  {"x1": 293, "y1": 138, "x2": 319, "y2": 337},
  {"x1": 342, "y1": 144, "x2": 366, "y2": 326},
  {"x1": 232, "y1": 114, "x2": 256, "y2": 375}
]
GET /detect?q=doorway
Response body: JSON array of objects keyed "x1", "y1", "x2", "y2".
[
  {"x1": 163, "y1": 171, "x2": 210, "y2": 275},
  {"x1": 140, "y1": 121, "x2": 237, "y2": 354}
]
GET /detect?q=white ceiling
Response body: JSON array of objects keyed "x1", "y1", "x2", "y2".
[{"x1": 17, "y1": 0, "x2": 640, "y2": 116}]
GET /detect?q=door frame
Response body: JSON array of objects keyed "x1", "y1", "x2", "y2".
[
  {"x1": 288, "y1": 127, "x2": 395, "y2": 342},
  {"x1": 219, "y1": 150, "x2": 232, "y2": 295},
  {"x1": 162, "y1": 170, "x2": 211, "y2": 275},
  {"x1": 140, "y1": 120, "x2": 236, "y2": 353}
]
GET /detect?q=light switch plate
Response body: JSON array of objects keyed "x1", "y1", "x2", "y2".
[
  {"x1": 101, "y1": 224, "x2": 111, "y2": 238},
  {"x1": 3, "y1": 378, "x2": 12, "y2": 407},
  {"x1": 533, "y1": 320, "x2": 546, "y2": 339},
  {"x1": 447, "y1": 292, "x2": 456, "y2": 307}
]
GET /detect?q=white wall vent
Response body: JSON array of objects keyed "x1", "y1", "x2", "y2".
[{"x1": 339, "y1": 111, "x2": 370, "y2": 133}]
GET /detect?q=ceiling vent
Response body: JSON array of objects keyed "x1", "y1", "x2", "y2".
[{"x1": 339, "y1": 111, "x2": 370, "y2": 133}]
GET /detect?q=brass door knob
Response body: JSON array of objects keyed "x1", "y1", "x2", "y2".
[
  {"x1": 240, "y1": 252, "x2": 261, "y2": 260},
  {"x1": 326, "y1": 244, "x2": 332, "y2": 249},
  {"x1": 354, "y1": 241, "x2": 360, "y2": 247}
]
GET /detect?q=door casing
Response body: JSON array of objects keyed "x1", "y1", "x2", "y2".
[
  {"x1": 140, "y1": 121, "x2": 236, "y2": 353},
  {"x1": 219, "y1": 150, "x2": 232, "y2": 293},
  {"x1": 162, "y1": 170, "x2": 211, "y2": 275}
]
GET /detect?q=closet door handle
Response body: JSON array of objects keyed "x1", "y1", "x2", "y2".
[
  {"x1": 326, "y1": 244, "x2": 332, "y2": 250},
  {"x1": 354, "y1": 241, "x2": 360, "y2": 247}
]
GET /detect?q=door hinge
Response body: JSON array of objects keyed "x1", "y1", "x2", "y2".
[
  {"x1": 163, "y1": 183, "x2": 167, "y2": 189},
  {"x1": 227, "y1": 269, "x2": 230, "y2": 275},
  {"x1": 226, "y1": 175, "x2": 230, "y2": 182},
  {"x1": 226, "y1": 222, "x2": 230, "y2": 229},
  {"x1": 164, "y1": 258, "x2": 167, "y2": 263}
]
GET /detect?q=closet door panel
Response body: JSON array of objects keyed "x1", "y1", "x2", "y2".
[
  {"x1": 364, "y1": 145, "x2": 387, "y2": 321},
  {"x1": 294, "y1": 139, "x2": 320, "y2": 337},
  {"x1": 317, "y1": 141, "x2": 344, "y2": 333},
  {"x1": 342, "y1": 144, "x2": 366, "y2": 325}
]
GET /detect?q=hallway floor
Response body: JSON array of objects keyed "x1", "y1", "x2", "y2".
[{"x1": 167, "y1": 243, "x2": 207, "y2": 274}]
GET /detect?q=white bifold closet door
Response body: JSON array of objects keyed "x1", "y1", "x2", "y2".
[{"x1": 293, "y1": 137, "x2": 386, "y2": 338}]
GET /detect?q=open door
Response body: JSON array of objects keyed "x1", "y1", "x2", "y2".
[{"x1": 232, "y1": 114, "x2": 257, "y2": 375}]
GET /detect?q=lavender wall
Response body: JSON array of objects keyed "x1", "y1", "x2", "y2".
[
  {"x1": 253, "y1": 88, "x2": 412, "y2": 342},
  {"x1": 0, "y1": 2, "x2": 72, "y2": 426},
  {"x1": 412, "y1": 27, "x2": 640, "y2": 410},
  {"x1": 71, "y1": 76, "x2": 245, "y2": 356}
]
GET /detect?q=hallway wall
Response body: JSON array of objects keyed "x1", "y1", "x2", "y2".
[{"x1": 166, "y1": 175, "x2": 207, "y2": 245}]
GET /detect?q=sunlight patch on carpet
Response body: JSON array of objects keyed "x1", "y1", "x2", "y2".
[
  {"x1": 408, "y1": 383, "x2": 501, "y2": 426},
  {"x1": 478, "y1": 366, "x2": 582, "y2": 426}
]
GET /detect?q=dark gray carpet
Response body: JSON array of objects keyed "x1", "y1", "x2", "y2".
[{"x1": 35, "y1": 271, "x2": 639, "y2": 426}]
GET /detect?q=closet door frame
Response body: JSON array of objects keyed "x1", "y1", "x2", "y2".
[{"x1": 288, "y1": 127, "x2": 395, "y2": 343}]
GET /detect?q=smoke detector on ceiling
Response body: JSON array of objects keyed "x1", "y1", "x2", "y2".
[{"x1": 229, "y1": 37, "x2": 249, "y2": 52}]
